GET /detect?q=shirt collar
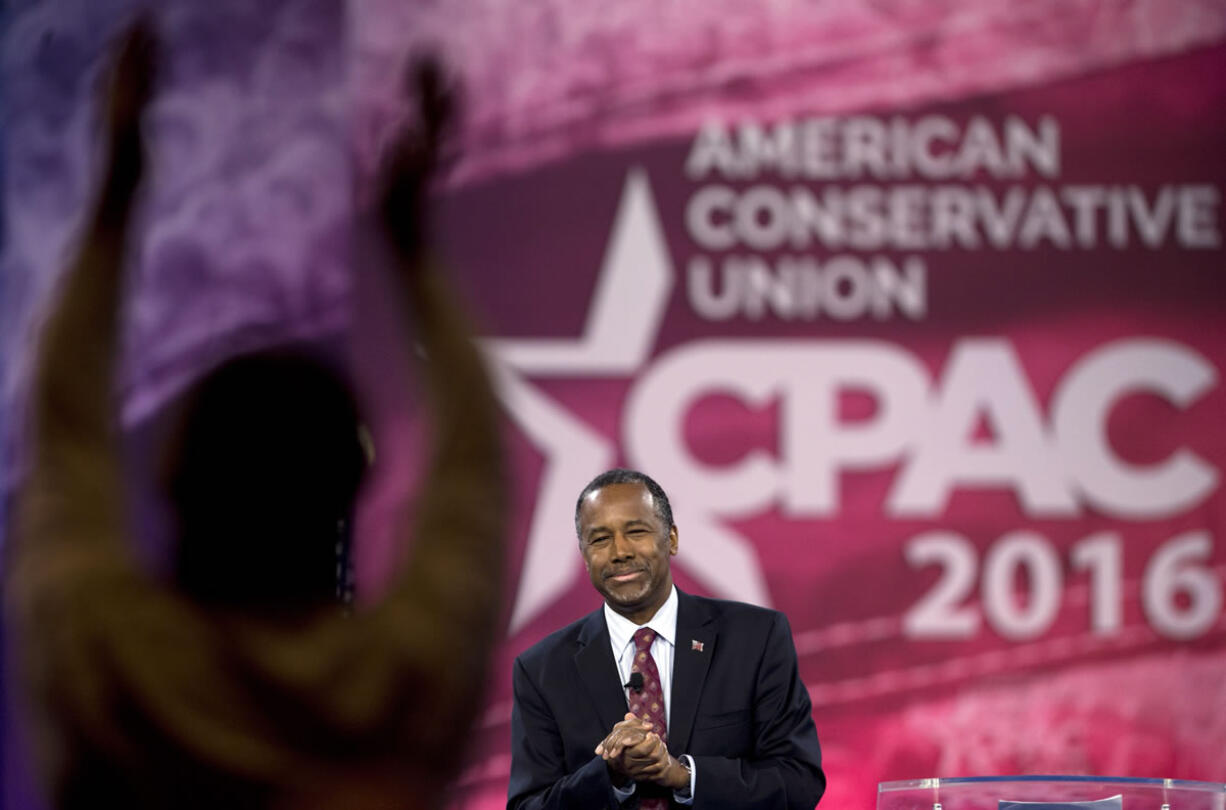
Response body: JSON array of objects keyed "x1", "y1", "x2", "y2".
[{"x1": 604, "y1": 585, "x2": 679, "y2": 655}]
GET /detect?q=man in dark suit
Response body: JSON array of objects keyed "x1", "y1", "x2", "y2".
[{"x1": 508, "y1": 469, "x2": 825, "y2": 810}]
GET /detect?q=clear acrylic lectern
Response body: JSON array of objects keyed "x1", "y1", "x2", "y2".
[{"x1": 879, "y1": 776, "x2": 1226, "y2": 810}]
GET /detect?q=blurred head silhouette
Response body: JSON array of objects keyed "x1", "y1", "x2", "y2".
[{"x1": 163, "y1": 348, "x2": 368, "y2": 611}]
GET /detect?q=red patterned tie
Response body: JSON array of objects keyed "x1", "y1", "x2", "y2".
[{"x1": 630, "y1": 627, "x2": 668, "y2": 809}]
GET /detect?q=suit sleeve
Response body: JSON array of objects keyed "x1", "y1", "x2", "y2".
[
  {"x1": 507, "y1": 656, "x2": 622, "y2": 810},
  {"x1": 690, "y1": 612, "x2": 825, "y2": 810}
]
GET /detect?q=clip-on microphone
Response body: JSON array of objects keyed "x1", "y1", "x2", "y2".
[{"x1": 625, "y1": 672, "x2": 644, "y2": 693}]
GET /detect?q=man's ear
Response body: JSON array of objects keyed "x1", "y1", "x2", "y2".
[{"x1": 668, "y1": 525, "x2": 679, "y2": 556}]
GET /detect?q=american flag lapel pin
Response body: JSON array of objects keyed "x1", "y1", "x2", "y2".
[{"x1": 691, "y1": 639, "x2": 704, "y2": 652}]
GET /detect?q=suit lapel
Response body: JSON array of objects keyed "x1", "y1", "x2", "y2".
[
  {"x1": 669, "y1": 591, "x2": 715, "y2": 753},
  {"x1": 574, "y1": 609, "x2": 629, "y2": 733}
]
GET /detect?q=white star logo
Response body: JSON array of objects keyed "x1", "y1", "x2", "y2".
[{"x1": 488, "y1": 168, "x2": 771, "y2": 634}]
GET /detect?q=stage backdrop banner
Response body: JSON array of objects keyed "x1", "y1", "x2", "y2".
[
  {"x1": 379, "y1": 5, "x2": 1226, "y2": 807},
  {"x1": 2, "y1": 3, "x2": 1225, "y2": 810}
]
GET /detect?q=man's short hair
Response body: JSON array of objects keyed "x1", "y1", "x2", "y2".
[{"x1": 574, "y1": 468, "x2": 674, "y2": 540}]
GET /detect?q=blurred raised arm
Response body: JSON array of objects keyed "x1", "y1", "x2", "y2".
[
  {"x1": 9, "y1": 20, "x2": 156, "y2": 600},
  {"x1": 368, "y1": 56, "x2": 508, "y2": 768}
]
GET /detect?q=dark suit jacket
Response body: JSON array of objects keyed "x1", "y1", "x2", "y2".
[{"x1": 507, "y1": 590, "x2": 825, "y2": 809}]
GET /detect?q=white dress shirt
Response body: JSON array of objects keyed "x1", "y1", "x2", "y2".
[
  {"x1": 604, "y1": 586, "x2": 678, "y2": 725},
  {"x1": 603, "y1": 586, "x2": 695, "y2": 804}
]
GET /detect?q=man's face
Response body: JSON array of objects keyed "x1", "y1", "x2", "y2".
[{"x1": 577, "y1": 482, "x2": 678, "y2": 624}]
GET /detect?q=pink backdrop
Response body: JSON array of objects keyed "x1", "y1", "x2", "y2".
[{"x1": 367, "y1": 5, "x2": 1226, "y2": 808}]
